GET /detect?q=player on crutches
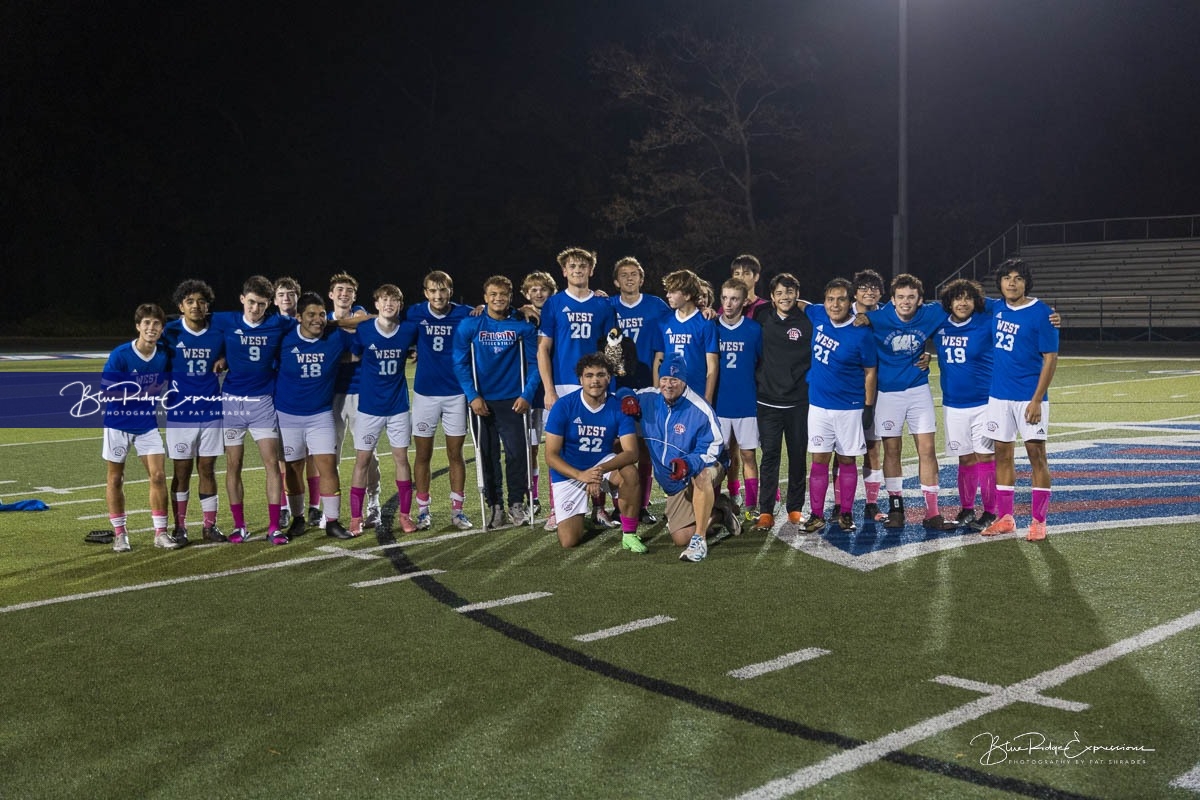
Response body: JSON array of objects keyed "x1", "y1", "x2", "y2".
[
  {"x1": 517, "y1": 335, "x2": 537, "y2": 530},
  {"x1": 452, "y1": 276, "x2": 541, "y2": 532}
]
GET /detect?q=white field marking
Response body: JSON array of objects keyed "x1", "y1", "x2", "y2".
[
  {"x1": 573, "y1": 615, "x2": 676, "y2": 642},
  {"x1": 360, "y1": 527, "x2": 493, "y2": 552},
  {"x1": 351, "y1": 569, "x2": 446, "y2": 588},
  {"x1": 454, "y1": 592, "x2": 553, "y2": 613},
  {"x1": 1170, "y1": 762, "x2": 1200, "y2": 792},
  {"x1": 733, "y1": 608, "x2": 1200, "y2": 799},
  {"x1": 0, "y1": 436, "x2": 102, "y2": 448},
  {"x1": 316, "y1": 545, "x2": 385, "y2": 560},
  {"x1": 774, "y1": 514, "x2": 1200, "y2": 573},
  {"x1": 0, "y1": 552, "x2": 354, "y2": 614},
  {"x1": 930, "y1": 675, "x2": 1089, "y2": 712},
  {"x1": 727, "y1": 649, "x2": 831, "y2": 680}
]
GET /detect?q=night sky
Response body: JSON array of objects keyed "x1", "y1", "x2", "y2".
[{"x1": 5, "y1": 0, "x2": 1200, "y2": 330}]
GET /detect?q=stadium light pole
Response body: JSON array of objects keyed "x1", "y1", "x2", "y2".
[{"x1": 892, "y1": 0, "x2": 908, "y2": 279}]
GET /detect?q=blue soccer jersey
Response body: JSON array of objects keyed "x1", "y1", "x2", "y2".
[
  {"x1": 539, "y1": 291, "x2": 617, "y2": 387},
  {"x1": 990, "y1": 298, "x2": 1060, "y2": 401},
  {"x1": 611, "y1": 293, "x2": 668, "y2": 388},
  {"x1": 406, "y1": 302, "x2": 471, "y2": 396},
  {"x1": 352, "y1": 319, "x2": 419, "y2": 416},
  {"x1": 212, "y1": 311, "x2": 296, "y2": 397},
  {"x1": 330, "y1": 305, "x2": 367, "y2": 395},
  {"x1": 715, "y1": 316, "x2": 762, "y2": 418},
  {"x1": 805, "y1": 306, "x2": 877, "y2": 410},
  {"x1": 102, "y1": 341, "x2": 170, "y2": 434},
  {"x1": 543, "y1": 390, "x2": 636, "y2": 482},
  {"x1": 865, "y1": 302, "x2": 946, "y2": 393},
  {"x1": 275, "y1": 327, "x2": 354, "y2": 415},
  {"x1": 936, "y1": 310, "x2": 995, "y2": 409},
  {"x1": 161, "y1": 320, "x2": 225, "y2": 423},
  {"x1": 659, "y1": 308, "x2": 719, "y2": 396}
]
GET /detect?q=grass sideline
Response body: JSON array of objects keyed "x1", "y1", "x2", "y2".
[{"x1": 0, "y1": 354, "x2": 1198, "y2": 799}]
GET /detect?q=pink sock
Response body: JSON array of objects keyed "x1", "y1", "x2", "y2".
[
  {"x1": 922, "y1": 485, "x2": 940, "y2": 518},
  {"x1": 837, "y1": 462, "x2": 858, "y2": 514},
  {"x1": 727, "y1": 479, "x2": 741, "y2": 497},
  {"x1": 997, "y1": 486, "x2": 1015, "y2": 518},
  {"x1": 308, "y1": 475, "x2": 321, "y2": 506},
  {"x1": 451, "y1": 492, "x2": 465, "y2": 512},
  {"x1": 979, "y1": 462, "x2": 997, "y2": 513},
  {"x1": 231, "y1": 502, "x2": 245, "y2": 529},
  {"x1": 619, "y1": 514, "x2": 637, "y2": 534},
  {"x1": 808, "y1": 463, "x2": 829, "y2": 518},
  {"x1": 268, "y1": 503, "x2": 281, "y2": 532},
  {"x1": 958, "y1": 463, "x2": 977, "y2": 510},
  {"x1": 109, "y1": 514, "x2": 127, "y2": 535},
  {"x1": 350, "y1": 486, "x2": 366, "y2": 518},
  {"x1": 397, "y1": 480, "x2": 413, "y2": 514},
  {"x1": 1031, "y1": 488, "x2": 1050, "y2": 522},
  {"x1": 531, "y1": 474, "x2": 540, "y2": 501},
  {"x1": 831, "y1": 461, "x2": 841, "y2": 504},
  {"x1": 151, "y1": 511, "x2": 168, "y2": 534},
  {"x1": 744, "y1": 478, "x2": 759, "y2": 510},
  {"x1": 865, "y1": 471, "x2": 882, "y2": 504},
  {"x1": 174, "y1": 495, "x2": 188, "y2": 527}
]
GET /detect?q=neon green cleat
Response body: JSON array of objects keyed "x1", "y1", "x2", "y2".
[{"x1": 621, "y1": 533, "x2": 648, "y2": 554}]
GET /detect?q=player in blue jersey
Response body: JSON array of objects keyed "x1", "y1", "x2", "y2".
[
  {"x1": 454, "y1": 276, "x2": 542, "y2": 529},
  {"x1": 544, "y1": 354, "x2": 642, "y2": 550},
  {"x1": 520, "y1": 270, "x2": 557, "y2": 518},
  {"x1": 982, "y1": 259, "x2": 1060, "y2": 541},
  {"x1": 846, "y1": 269, "x2": 888, "y2": 516},
  {"x1": 212, "y1": 275, "x2": 297, "y2": 543},
  {"x1": 618, "y1": 354, "x2": 737, "y2": 562},
  {"x1": 801, "y1": 279, "x2": 878, "y2": 532},
  {"x1": 275, "y1": 292, "x2": 356, "y2": 542},
  {"x1": 715, "y1": 278, "x2": 763, "y2": 523},
  {"x1": 610, "y1": 255, "x2": 668, "y2": 525},
  {"x1": 161, "y1": 280, "x2": 226, "y2": 545},
  {"x1": 407, "y1": 269, "x2": 474, "y2": 531},
  {"x1": 101, "y1": 303, "x2": 174, "y2": 553},
  {"x1": 862, "y1": 273, "x2": 957, "y2": 531},
  {"x1": 934, "y1": 279, "x2": 1000, "y2": 531},
  {"x1": 653, "y1": 269, "x2": 719, "y2": 406}
]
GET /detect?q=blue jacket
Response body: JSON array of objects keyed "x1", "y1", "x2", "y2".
[
  {"x1": 452, "y1": 312, "x2": 540, "y2": 403},
  {"x1": 618, "y1": 386, "x2": 725, "y2": 496}
]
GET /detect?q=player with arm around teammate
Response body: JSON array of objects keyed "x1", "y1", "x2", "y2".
[{"x1": 543, "y1": 354, "x2": 642, "y2": 550}]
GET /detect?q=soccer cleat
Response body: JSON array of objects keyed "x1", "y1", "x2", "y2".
[
  {"x1": 279, "y1": 508, "x2": 291, "y2": 531},
  {"x1": 753, "y1": 513, "x2": 775, "y2": 531},
  {"x1": 202, "y1": 524, "x2": 227, "y2": 543},
  {"x1": 621, "y1": 533, "x2": 647, "y2": 554},
  {"x1": 172, "y1": 525, "x2": 189, "y2": 545},
  {"x1": 307, "y1": 506, "x2": 323, "y2": 527},
  {"x1": 922, "y1": 514, "x2": 957, "y2": 531},
  {"x1": 325, "y1": 520, "x2": 354, "y2": 540},
  {"x1": 679, "y1": 534, "x2": 708, "y2": 562},
  {"x1": 639, "y1": 507, "x2": 658, "y2": 525},
  {"x1": 112, "y1": 533, "x2": 131, "y2": 553},
  {"x1": 838, "y1": 512, "x2": 856, "y2": 531},
  {"x1": 364, "y1": 506, "x2": 381, "y2": 530},
  {"x1": 954, "y1": 508, "x2": 976, "y2": 527},
  {"x1": 452, "y1": 512, "x2": 474, "y2": 531},
  {"x1": 1026, "y1": 519, "x2": 1047, "y2": 542},
  {"x1": 397, "y1": 512, "x2": 417, "y2": 533},
  {"x1": 349, "y1": 517, "x2": 364, "y2": 536},
  {"x1": 981, "y1": 513, "x2": 1016, "y2": 536},
  {"x1": 543, "y1": 512, "x2": 557, "y2": 532},
  {"x1": 802, "y1": 515, "x2": 827, "y2": 533},
  {"x1": 228, "y1": 527, "x2": 250, "y2": 544},
  {"x1": 270, "y1": 530, "x2": 290, "y2": 545},
  {"x1": 863, "y1": 502, "x2": 882, "y2": 521},
  {"x1": 155, "y1": 532, "x2": 183, "y2": 550},
  {"x1": 415, "y1": 510, "x2": 432, "y2": 530},
  {"x1": 787, "y1": 510, "x2": 805, "y2": 526},
  {"x1": 286, "y1": 515, "x2": 307, "y2": 539},
  {"x1": 720, "y1": 495, "x2": 742, "y2": 537},
  {"x1": 743, "y1": 509, "x2": 759, "y2": 524},
  {"x1": 488, "y1": 505, "x2": 507, "y2": 530},
  {"x1": 885, "y1": 496, "x2": 905, "y2": 529},
  {"x1": 593, "y1": 508, "x2": 620, "y2": 529},
  {"x1": 969, "y1": 511, "x2": 997, "y2": 532}
]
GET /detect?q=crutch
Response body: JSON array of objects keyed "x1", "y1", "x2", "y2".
[
  {"x1": 467, "y1": 339, "x2": 491, "y2": 530},
  {"x1": 517, "y1": 334, "x2": 535, "y2": 530}
]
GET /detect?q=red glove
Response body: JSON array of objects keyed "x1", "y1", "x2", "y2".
[
  {"x1": 669, "y1": 458, "x2": 689, "y2": 481},
  {"x1": 621, "y1": 395, "x2": 641, "y2": 419}
]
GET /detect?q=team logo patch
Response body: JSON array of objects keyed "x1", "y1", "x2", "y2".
[
  {"x1": 224, "y1": 430, "x2": 238, "y2": 440},
  {"x1": 363, "y1": 434, "x2": 378, "y2": 447},
  {"x1": 174, "y1": 443, "x2": 188, "y2": 454},
  {"x1": 417, "y1": 422, "x2": 431, "y2": 433},
  {"x1": 673, "y1": 423, "x2": 686, "y2": 435},
  {"x1": 787, "y1": 328, "x2": 802, "y2": 341},
  {"x1": 284, "y1": 446, "x2": 295, "y2": 457},
  {"x1": 948, "y1": 440, "x2": 964, "y2": 452},
  {"x1": 112, "y1": 445, "x2": 127, "y2": 458},
  {"x1": 881, "y1": 420, "x2": 896, "y2": 432},
  {"x1": 811, "y1": 435, "x2": 826, "y2": 447},
  {"x1": 986, "y1": 421, "x2": 999, "y2": 432}
]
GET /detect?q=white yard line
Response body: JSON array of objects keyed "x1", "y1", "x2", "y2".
[
  {"x1": 733, "y1": 608, "x2": 1200, "y2": 799},
  {"x1": 455, "y1": 592, "x2": 553, "y2": 613},
  {"x1": 727, "y1": 649, "x2": 831, "y2": 680},
  {"x1": 1170, "y1": 762, "x2": 1200, "y2": 792},
  {"x1": 351, "y1": 569, "x2": 446, "y2": 588},
  {"x1": 573, "y1": 615, "x2": 675, "y2": 642}
]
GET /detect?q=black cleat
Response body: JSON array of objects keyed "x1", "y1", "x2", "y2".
[
  {"x1": 202, "y1": 524, "x2": 227, "y2": 543},
  {"x1": 884, "y1": 496, "x2": 906, "y2": 529},
  {"x1": 922, "y1": 514, "x2": 957, "y2": 531},
  {"x1": 863, "y1": 502, "x2": 881, "y2": 522},
  {"x1": 954, "y1": 508, "x2": 976, "y2": 527},
  {"x1": 639, "y1": 507, "x2": 658, "y2": 525},
  {"x1": 325, "y1": 520, "x2": 354, "y2": 540},
  {"x1": 802, "y1": 515, "x2": 827, "y2": 533},
  {"x1": 838, "y1": 512, "x2": 856, "y2": 531},
  {"x1": 286, "y1": 515, "x2": 307, "y2": 539},
  {"x1": 969, "y1": 511, "x2": 997, "y2": 532}
]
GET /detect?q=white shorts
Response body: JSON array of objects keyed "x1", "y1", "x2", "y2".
[
  {"x1": 103, "y1": 428, "x2": 165, "y2": 463},
  {"x1": 277, "y1": 410, "x2": 337, "y2": 462},
  {"x1": 354, "y1": 411, "x2": 411, "y2": 451},
  {"x1": 411, "y1": 393, "x2": 467, "y2": 438},
  {"x1": 875, "y1": 385, "x2": 937, "y2": 437},
  {"x1": 528, "y1": 407, "x2": 545, "y2": 447},
  {"x1": 222, "y1": 394, "x2": 279, "y2": 445},
  {"x1": 551, "y1": 453, "x2": 617, "y2": 521},
  {"x1": 719, "y1": 416, "x2": 760, "y2": 450},
  {"x1": 332, "y1": 392, "x2": 361, "y2": 453},
  {"x1": 986, "y1": 398, "x2": 1050, "y2": 444},
  {"x1": 807, "y1": 406, "x2": 867, "y2": 456},
  {"x1": 165, "y1": 421, "x2": 224, "y2": 459},
  {"x1": 944, "y1": 405, "x2": 994, "y2": 457}
]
